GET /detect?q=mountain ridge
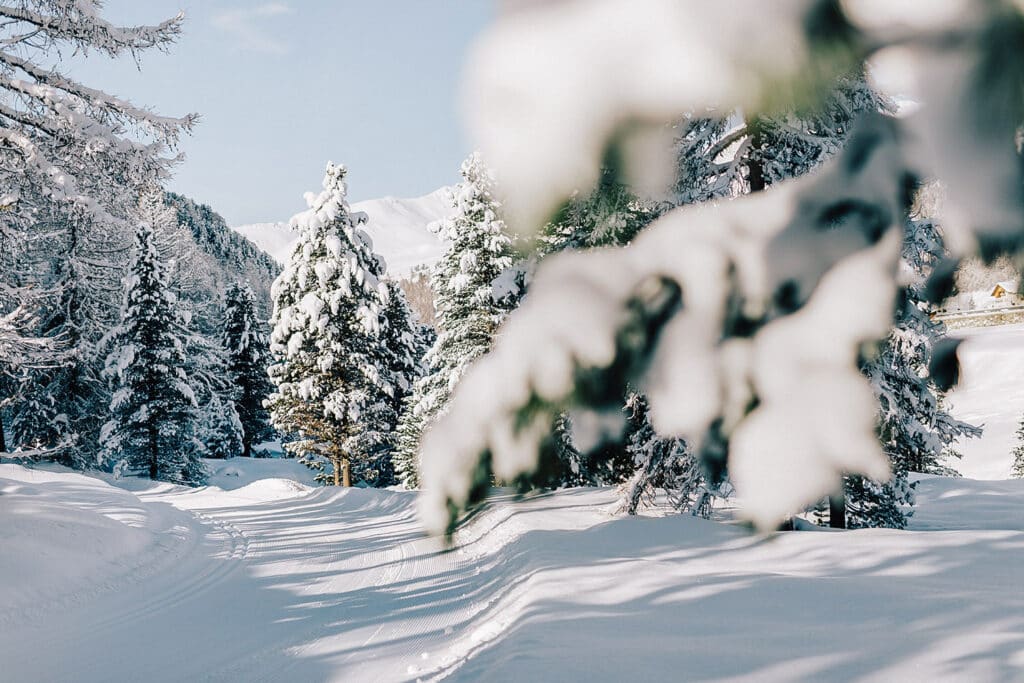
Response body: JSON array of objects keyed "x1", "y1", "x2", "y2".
[{"x1": 233, "y1": 187, "x2": 453, "y2": 277}]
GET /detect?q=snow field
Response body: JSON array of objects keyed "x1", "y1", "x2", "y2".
[
  {"x1": 0, "y1": 322, "x2": 1021, "y2": 681},
  {"x1": 3, "y1": 458, "x2": 1024, "y2": 681}
]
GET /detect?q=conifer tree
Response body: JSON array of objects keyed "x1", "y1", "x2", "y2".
[
  {"x1": 222, "y1": 282, "x2": 274, "y2": 456},
  {"x1": 393, "y1": 154, "x2": 518, "y2": 488},
  {"x1": 846, "y1": 217, "x2": 981, "y2": 528},
  {"x1": 1012, "y1": 415, "x2": 1024, "y2": 479},
  {"x1": 200, "y1": 395, "x2": 244, "y2": 460},
  {"x1": 99, "y1": 222, "x2": 206, "y2": 485},
  {"x1": 538, "y1": 166, "x2": 661, "y2": 254},
  {"x1": 267, "y1": 163, "x2": 396, "y2": 486},
  {"x1": 0, "y1": 3, "x2": 194, "y2": 467},
  {"x1": 620, "y1": 395, "x2": 714, "y2": 516},
  {"x1": 380, "y1": 280, "x2": 427, "y2": 421}
]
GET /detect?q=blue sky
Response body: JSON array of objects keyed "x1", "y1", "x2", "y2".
[{"x1": 66, "y1": 1, "x2": 492, "y2": 226}]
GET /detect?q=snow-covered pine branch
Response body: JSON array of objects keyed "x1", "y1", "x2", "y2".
[
  {"x1": 419, "y1": 0, "x2": 1024, "y2": 534},
  {"x1": 420, "y1": 114, "x2": 909, "y2": 533}
]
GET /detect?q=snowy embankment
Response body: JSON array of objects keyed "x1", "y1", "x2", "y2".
[{"x1": 3, "y1": 457, "x2": 1024, "y2": 682}]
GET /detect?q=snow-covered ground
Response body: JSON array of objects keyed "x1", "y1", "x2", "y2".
[
  {"x1": 234, "y1": 188, "x2": 452, "y2": 276},
  {"x1": 946, "y1": 323, "x2": 1024, "y2": 479},
  {"x1": 3, "y1": 460, "x2": 1024, "y2": 682},
  {"x1": 2, "y1": 323, "x2": 1023, "y2": 682}
]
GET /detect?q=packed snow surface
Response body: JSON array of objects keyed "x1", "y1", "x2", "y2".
[
  {"x1": 3, "y1": 444, "x2": 1024, "y2": 681},
  {"x1": 0, "y1": 325, "x2": 1020, "y2": 681},
  {"x1": 234, "y1": 188, "x2": 452, "y2": 275}
]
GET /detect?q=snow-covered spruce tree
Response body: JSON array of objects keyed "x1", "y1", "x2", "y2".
[
  {"x1": 393, "y1": 154, "x2": 518, "y2": 488},
  {"x1": 621, "y1": 395, "x2": 714, "y2": 516},
  {"x1": 267, "y1": 163, "x2": 396, "y2": 487},
  {"x1": 843, "y1": 217, "x2": 982, "y2": 528},
  {"x1": 99, "y1": 223, "x2": 206, "y2": 485},
  {"x1": 1012, "y1": 415, "x2": 1024, "y2": 478},
  {"x1": 0, "y1": 3, "x2": 195, "y2": 466},
  {"x1": 200, "y1": 395, "x2": 244, "y2": 460},
  {"x1": 0, "y1": 299, "x2": 60, "y2": 456},
  {"x1": 380, "y1": 279, "x2": 427, "y2": 422},
  {"x1": 222, "y1": 282, "x2": 274, "y2": 456}
]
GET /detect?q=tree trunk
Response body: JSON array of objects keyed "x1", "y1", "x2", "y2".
[
  {"x1": 333, "y1": 455, "x2": 341, "y2": 486},
  {"x1": 0, "y1": 409, "x2": 7, "y2": 453},
  {"x1": 829, "y1": 491, "x2": 847, "y2": 529},
  {"x1": 342, "y1": 458, "x2": 351, "y2": 488},
  {"x1": 242, "y1": 437, "x2": 252, "y2": 458}
]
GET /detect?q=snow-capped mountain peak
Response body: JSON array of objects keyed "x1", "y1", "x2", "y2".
[{"x1": 234, "y1": 187, "x2": 453, "y2": 276}]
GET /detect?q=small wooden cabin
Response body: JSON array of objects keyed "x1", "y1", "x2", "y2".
[{"x1": 991, "y1": 281, "x2": 1021, "y2": 300}]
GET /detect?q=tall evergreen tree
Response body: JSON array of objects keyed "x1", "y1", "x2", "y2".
[
  {"x1": 380, "y1": 280, "x2": 428, "y2": 424},
  {"x1": 848, "y1": 217, "x2": 981, "y2": 528},
  {"x1": 0, "y1": 3, "x2": 194, "y2": 467},
  {"x1": 222, "y1": 282, "x2": 274, "y2": 456},
  {"x1": 200, "y1": 394, "x2": 244, "y2": 460},
  {"x1": 267, "y1": 163, "x2": 396, "y2": 486},
  {"x1": 393, "y1": 154, "x2": 518, "y2": 488},
  {"x1": 98, "y1": 223, "x2": 206, "y2": 485}
]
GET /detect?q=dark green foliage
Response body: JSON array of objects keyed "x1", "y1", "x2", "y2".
[
  {"x1": 222, "y1": 282, "x2": 275, "y2": 456},
  {"x1": 202, "y1": 396, "x2": 244, "y2": 460},
  {"x1": 99, "y1": 222, "x2": 206, "y2": 485}
]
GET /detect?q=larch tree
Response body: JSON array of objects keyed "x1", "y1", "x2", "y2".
[
  {"x1": 267, "y1": 163, "x2": 396, "y2": 487},
  {"x1": 99, "y1": 222, "x2": 206, "y2": 485},
  {"x1": 222, "y1": 282, "x2": 274, "y2": 457},
  {"x1": 0, "y1": 2, "x2": 194, "y2": 466},
  {"x1": 393, "y1": 153, "x2": 518, "y2": 488}
]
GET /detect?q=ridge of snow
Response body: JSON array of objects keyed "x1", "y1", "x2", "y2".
[{"x1": 234, "y1": 187, "x2": 453, "y2": 277}]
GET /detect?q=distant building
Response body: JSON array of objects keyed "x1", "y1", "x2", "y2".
[{"x1": 991, "y1": 281, "x2": 1022, "y2": 301}]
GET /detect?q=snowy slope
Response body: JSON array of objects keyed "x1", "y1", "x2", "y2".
[
  {"x1": 3, "y1": 463, "x2": 1024, "y2": 682},
  {"x1": 234, "y1": 187, "x2": 452, "y2": 276},
  {"x1": 946, "y1": 323, "x2": 1024, "y2": 479},
  {"x1": 3, "y1": 332, "x2": 1024, "y2": 682}
]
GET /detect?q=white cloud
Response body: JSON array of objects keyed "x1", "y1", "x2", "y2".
[{"x1": 211, "y1": 3, "x2": 295, "y2": 55}]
